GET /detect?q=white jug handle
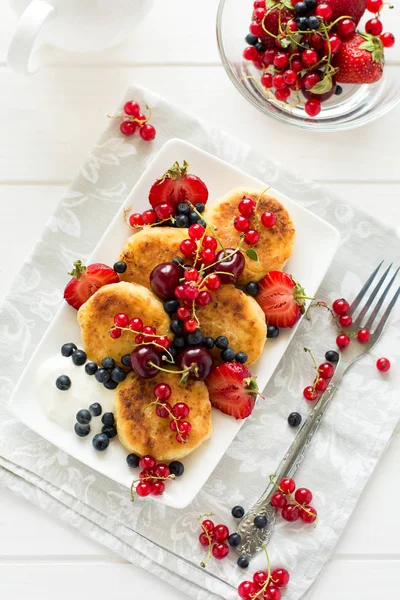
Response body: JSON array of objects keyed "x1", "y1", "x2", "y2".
[{"x1": 7, "y1": 0, "x2": 55, "y2": 75}]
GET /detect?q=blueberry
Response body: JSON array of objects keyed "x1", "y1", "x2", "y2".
[
  {"x1": 197, "y1": 219, "x2": 206, "y2": 228},
  {"x1": 172, "y1": 256, "x2": 184, "y2": 268},
  {"x1": 187, "y1": 330, "x2": 204, "y2": 346},
  {"x1": 175, "y1": 214, "x2": 189, "y2": 228},
  {"x1": 76, "y1": 409, "x2": 92, "y2": 425},
  {"x1": 113, "y1": 261, "x2": 127, "y2": 273},
  {"x1": 325, "y1": 350, "x2": 339, "y2": 363},
  {"x1": 170, "y1": 319, "x2": 184, "y2": 335},
  {"x1": 245, "y1": 33, "x2": 258, "y2": 46},
  {"x1": 255, "y1": 42, "x2": 265, "y2": 53},
  {"x1": 174, "y1": 336, "x2": 185, "y2": 348},
  {"x1": 237, "y1": 556, "x2": 249, "y2": 569},
  {"x1": 85, "y1": 362, "x2": 98, "y2": 375},
  {"x1": 89, "y1": 402, "x2": 102, "y2": 417},
  {"x1": 288, "y1": 412, "x2": 302, "y2": 427},
  {"x1": 295, "y1": 2, "x2": 307, "y2": 16},
  {"x1": 169, "y1": 461, "x2": 184, "y2": 477},
  {"x1": 232, "y1": 505, "x2": 245, "y2": 519},
  {"x1": 335, "y1": 85, "x2": 343, "y2": 95},
  {"x1": 56, "y1": 375, "x2": 71, "y2": 391},
  {"x1": 164, "y1": 345, "x2": 178, "y2": 361},
  {"x1": 111, "y1": 367, "x2": 127, "y2": 383},
  {"x1": 72, "y1": 349, "x2": 87, "y2": 366},
  {"x1": 305, "y1": 0, "x2": 316, "y2": 7},
  {"x1": 121, "y1": 354, "x2": 131, "y2": 368},
  {"x1": 95, "y1": 368, "x2": 110, "y2": 383},
  {"x1": 164, "y1": 299, "x2": 179, "y2": 314},
  {"x1": 202, "y1": 336, "x2": 214, "y2": 350},
  {"x1": 221, "y1": 348, "x2": 235, "y2": 362},
  {"x1": 102, "y1": 425, "x2": 117, "y2": 438},
  {"x1": 104, "y1": 379, "x2": 118, "y2": 390},
  {"x1": 254, "y1": 514, "x2": 268, "y2": 529},
  {"x1": 308, "y1": 15, "x2": 320, "y2": 29},
  {"x1": 189, "y1": 212, "x2": 200, "y2": 224},
  {"x1": 215, "y1": 335, "x2": 229, "y2": 349},
  {"x1": 296, "y1": 16, "x2": 308, "y2": 29},
  {"x1": 92, "y1": 433, "x2": 109, "y2": 451},
  {"x1": 267, "y1": 325, "x2": 280, "y2": 339},
  {"x1": 102, "y1": 412, "x2": 115, "y2": 426},
  {"x1": 101, "y1": 357, "x2": 115, "y2": 370},
  {"x1": 195, "y1": 202, "x2": 205, "y2": 213},
  {"x1": 228, "y1": 533, "x2": 241, "y2": 547},
  {"x1": 126, "y1": 453, "x2": 140, "y2": 467},
  {"x1": 61, "y1": 342, "x2": 77, "y2": 357},
  {"x1": 235, "y1": 352, "x2": 248, "y2": 364},
  {"x1": 177, "y1": 203, "x2": 190, "y2": 215},
  {"x1": 74, "y1": 422, "x2": 90, "y2": 437},
  {"x1": 245, "y1": 282, "x2": 259, "y2": 297}
]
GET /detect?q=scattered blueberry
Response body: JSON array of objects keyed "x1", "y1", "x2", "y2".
[
  {"x1": 102, "y1": 425, "x2": 117, "y2": 438},
  {"x1": 335, "y1": 85, "x2": 343, "y2": 96},
  {"x1": 104, "y1": 379, "x2": 118, "y2": 390},
  {"x1": 164, "y1": 346, "x2": 178, "y2": 361},
  {"x1": 95, "y1": 368, "x2": 110, "y2": 384},
  {"x1": 175, "y1": 215, "x2": 189, "y2": 228},
  {"x1": 245, "y1": 282, "x2": 259, "y2": 297},
  {"x1": 288, "y1": 412, "x2": 302, "y2": 427},
  {"x1": 195, "y1": 202, "x2": 205, "y2": 213},
  {"x1": 164, "y1": 299, "x2": 179, "y2": 314},
  {"x1": 232, "y1": 505, "x2": 245, "y2": 519},
  {"x1": 126, "y1": 453, "x2": 140, "y2": 468},
  {"x1": 121, "y1": 354, "x2": 131, "y2": 368},
  {"x1": 74, "y1": 422, "x2": 90, "y2": 437},
  {"x1": 245, "y1": 33, "x2": 258, "y2": 46},
  {"x1": 92, "y1": 433, "x2": 109, "y2": 451},
  {"x1": 76, "y1": 409, "x2": 92, "y2": 425},
  {"x1": 325, "y1": 350, "x2": 339, "y2": 363},
  {"x1": 187, "y1": 330, "x2": 204, "y2": 346},
  {"x1": 101, "y1": 357, "x2": 115, "y2": 370},
  {"x1": 235, "y1": 352, "x2": 248, "y2": 364},
  {"x1": 221, "y1": 347, "x2": 235, "y2": 362},
  {"x1": 228, "y1": 533, "x2": 242, "y2": 547},
  {"x1": 102, "y1": 412, "x2": 115, "y2": 426},
  {"x1": 215, "y1": 335, "x2": 229, "y2": 350},
  {"x1": 254, "y1": 514, "x2": 268, "y2": 529},
  {"x1": 177, "y1": 203, "x2": 190, "y2": 215},
  {"x1": 89, "y1": 402, "x2": 102, "y2": 417},
  {"x1": 173, "y1": 336, "x2": 185, "y2": 349},
  {"x1": 72, "y1": 349, "x2": 87, "y2": 366},
  {"x1": 237, "y1": 556, "x2": 250, "y2": 569},
  {"x1": 113, "y1": 261, "x2": 127, "y2": 273},
  {"x1": 189, "y1": 212, "x2": 200, "y2": 224},
  {"x1": 85, "y1": 362, "x2": 98, "y2": 375},
  {"x1": 267, "y1": 325, "x2": 280, "y2": 339},
  {"x1": 170, "y1": 319, "x2": 184, "y2": 335},
  {"x1": 308, "y1": 15, "x2": 320, "y2": 29},
  {"x1": 172, "y1": 256, "x2": 184, "y2": 268},
  {"x1": 61, "y1": 343, "x2": 77, "y2": 357},
  {"x1": 202, "y1": 336, "x2": 214, "y2": 350},
  {"x1": 169, "y1": 461, "x2": 184, "y2": 477},
  {"x1": 111, "y1": 367, "x2": 127, "y2": 383},
  {"x1": 56, "y1": 375, "x2": 71, "y2": 391}
]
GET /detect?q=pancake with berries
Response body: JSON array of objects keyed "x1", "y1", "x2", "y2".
[
  {"x1": 115, "y1": 370, "x2": 212, "y2": 461},
  {"x1": 118, "y1": 227, "x2": 188, "y2": 291},
  {"x1": 205, "y1": 188, "x2": 295, "y2": 285},
  {"x1": 198, "y1": 284, "x2": 266, "y2": 365},
  {"x1": 77, "y1": 281, "x2": 170, "y2": 366}
]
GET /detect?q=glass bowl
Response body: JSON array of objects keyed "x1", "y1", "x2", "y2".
[{"x1": 216, "y1": 0, "x2": 400, "y2": 132}]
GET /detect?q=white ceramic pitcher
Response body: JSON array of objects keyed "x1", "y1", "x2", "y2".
[{"x1": 7, "y1": 0, "x2": 152, "y2": 75}]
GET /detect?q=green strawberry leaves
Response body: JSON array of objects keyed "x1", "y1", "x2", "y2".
[
  {"x1": 266, "y1": 0, "x2": 293, "y2": 10},
  {"x1": 359, "y1": 33, "x2": 385, "y2": 63}
]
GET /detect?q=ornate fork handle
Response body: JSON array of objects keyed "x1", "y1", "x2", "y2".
[{"x1": 236, "y1": 362, "x2": 346, "y2": 558}]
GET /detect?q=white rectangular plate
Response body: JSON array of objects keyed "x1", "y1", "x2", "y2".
[{"x1": 9, "y1": 138, "x2": 340, "y2": 508}]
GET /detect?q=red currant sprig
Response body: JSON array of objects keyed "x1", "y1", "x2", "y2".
[
  {"x1": 238, "y1": 545, "x2": 290, "y2": 600},
  {"x1": 108, "y1": 100, "x2": 156, "y2": 141},
  {"x1": 130, "y1": 455, "x2": 175, "y2": 500},
  {"x1": 302, "y1": 347, "x2": 335, "y2": 402},
  {"x1": 198, "y1": 514, "x2": 230, "y2": 567},
  {"x1": 109, "y1": 313, "x2": 173, "y2": 359},
  {"x1": 144, "y1": 388, "x2": 192, "y2": 445},
  {"x1": 270, "y1": 475, "x2": 317, "y2": 525}
]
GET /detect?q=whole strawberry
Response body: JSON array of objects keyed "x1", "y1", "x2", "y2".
[
  {"x1": 259, "y1": 6, "x2": 292, "y2": 48},
  {"x1": 316, "y1": 0, "x2": 367, "y2": 25},
  {"x1": 333, "y1": 33, "x2": 384, "y2": 84}
]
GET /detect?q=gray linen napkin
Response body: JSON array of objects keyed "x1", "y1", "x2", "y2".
[{"x1": 0, "y1": 85, "x2": 399, "y2": 600}]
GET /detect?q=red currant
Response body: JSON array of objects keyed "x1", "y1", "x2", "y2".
[
  {"x1": 202, "y1": 236, "x2": 217, "y2": 251},
  {"x1": 177, "y1": 306, "x2": 190, "y2": 320},
  {"x1": 287, "y1": 19, "x2": 298, "y2": 31},
  {"x1": 154, "y1": 383, "x2": 171, "y2": 401},
  {"x1": 337, "y1": 18, "x2": 356, "y2": 38},
  {"x1": 174, "y1": 285, "x2": 185, "y2": 300},
  {"x1": 178, "y1": 420, "x2": 191, "y2": 434},
  {"x1": 199, "y1": 532, "x2": 210, "y2": 546},
  {"x1": 124, "y1": 101, "x2": 140, "y2": 117},
  {"x1": 140, "y1": 124, "x2": 156, "y2": 141},
  {"x1": 253, "y1": 58, "x2": 266, "y2": 70},
  {"x1": 180, "y1": 238, "x2": 197, "y2": 257},
  {"x1": 281, "y1": 504, "x2": 300, "y2": 522},
  {"x1": 136, "y1": 481, "x2": 152, "y2": 497},
  {"x1": 200, "y1": 249, "x2": 216, "y2": 265},
  {"x1": 188, "y1": 223, "x2": 205, "y2": 240},
  {"x1": 365, "y1": 18, "x2": 383, "y2": 35},
  {"x1": 244, "y1": 229, "x2": 260, "y2": 245},
  {"x1": 272, "y1": 73, "x2": 286, "y2": 89},
  {"x1": 184, "y1": 318, "x2": 197, "y2": 333},
  {"x1": 156, "y1": 402, "x2": 172, "y2": 418},
  {"x1": 129, "y1": 317, "x2": 143, "y2": 331},
  {"x1": 310, "y1": 33, "x2": 324, "y2": 50},
  {"x1": 357, "y1": 328, "x2": 370, "y2": 343},
  {"x1": 300, "y1": 506, "x2": 317, "y2": 523},
  {"x1": 156, "y1": 203, "x2": 173, "y2": 221},
  {"x1": 303, "y1": 386, "x2": 318, "y2": 401},
  {"x1": 238, "y1": 581, "x2": 257, "y2": 600},
  {"x1": 234, "y1": 215, "x2": 250, "y2": 232},
  {"x1": 151, "y1": 481, "x2": 165, "y2": 496},
  {"x1": 336, "y1": 334, "x2": 350, "y2": 350},
  {"x1": 139, "y1": 455, "x2": 156, "y2": 470},
  {"x1": 129, "y1": 213, "x2": 144, "y2": 228},
  {"x1": 283, "y1": 69, "x2": 297, "y2": 85},
  {"x1": 252, "y1": 571, "x2": 268, "y2": 586},
  {"x1": 339, "y1": 314, "x2": 352, "y2": 328},
  {"x1": 110, "y1": 328, "x2": 121, "y2": 339},
  {"x1": 206, "y1": 274, "x2": 221, "y2": 290},
  {"x1": 332, "y1": 298, "x2": 350, "y2": 315},
  {"x1": 142, "y1": 209, "x2": 157, "y2": 225},
  {"x1": 184, "y1": 268, "x2": 199, "y2": 282},
  {"x1": 274, "y1": 52, "x2": 289, "y2": 69},
  {"x1": 169, "y1": 420, "x2": 178, "y2": 432},
  {"x1": 271, "y1": 568, "x2": 290, "y2": 588},
  {"x1": 275, "y1": 86, "x2": 290, "y2": 101},
  {"x1": 304, "y1": 72, "x2": 321, "y2": 90},
  {"x1": 135, "y1": 334, "x2": 144, "y2": 344},
  {"x1": 201, "y1": 519, "x2": 215, "y2": 533},
  {"x1": 324, "y1": 34, "x2": 341, "y2": 54},
  {"x1": 243, "y1": 46, "x2": 258, "y2": 61},
  {"x1": 154, "y1": 464, "x2": 170, "y2": 478},
  {"x1": 213, "y1": 524, "x2": 229, "y2": 543},
  {"x1": 318, "y1": 362, "x2": 334, "y2": 379},
  {"x1": 254, "y1": 6, "x2": 266, "y2": 20},
  {"x1": 302, "y1": 49, "x2": 319, "y2": 67},
  {"x1": 294, "y1": 487, "x2": 313, "y2": 505},
  {"x1": 264, "y1": 49, "x2": 276, "y2": 65},
  {"x1": 316, "y1": 3, "x2": 333, "y2": 21},
  {"x1": 261, "y1": 211, "x2": 276, "y2": 228},
  {"x1": 376, "y1": 357, "x2": 390, "y2": 372},
  {"x1": 367, "y1": 0, "x2": 383, "y2": 11},
  {"x1": 114, "y1": 312, "x2": 129, "y2": 327},
  {"x1": 198, "y1": 291, "x2": 212, "y2": 306},
  {"x1": 172, "y1": 402, "x2": 190, "y2": 419},
  {"x1": 120, "y1": 120, "x2": 136, "y2": 136},
  {"x1": 143, "y1": 325, "x2": 156, "y2": 339},
  {"x1": 265, "y1": 585, "x2": 281, "y2": 600},
  {"x1": 291, "y1": 58, "x2": 302, "y2": 72},
  {"x1": 249, "y1": 21, "x2": 264, "y2": 37},
  {"x1": 280, "y1": 478, "x2": 295, "y2": 494},
  {"x1": 239, "y1": 197, "x2": 256, "y2": 217},
  {"x1": 261, "y1": 72, "x2": 274, "y2": 88},
  {"x1": 380, "y1": 32, "x2": 395, "y2": 47},
  {"x1": 271, "y1": 492, "x2": 287, "y2": 509},
  {"x1": 305, "y1": 99, "x2": 321, "y2": 117},
  {"x1": 183, "y1": 285, "x2": 199, "y2": 301}
]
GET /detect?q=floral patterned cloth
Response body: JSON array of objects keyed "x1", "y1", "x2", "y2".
[{"x1": 0, "y1": 85, "x2": 399, "y2": 600}]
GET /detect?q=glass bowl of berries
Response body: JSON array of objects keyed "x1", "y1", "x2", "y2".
[{"x1": 216, "y1": 0, "x2": 399, "y2": 131}]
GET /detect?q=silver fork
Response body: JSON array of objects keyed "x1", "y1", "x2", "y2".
[{"x1": 235, "y1": 262, "x2": 400, "y2": 560}]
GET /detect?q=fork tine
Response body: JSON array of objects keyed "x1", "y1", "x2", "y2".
[
  {"x1": 349, "y1": 261, "x2": 384, "y2": 314},
  {"x1": 373, "y1": 286, "x2": 400, "y2": 338},
  {"x1": 354, "y1": 263, "x2": 393, "y2": 325},
  {"x1": 365, "y1": 267, "x2": 400, "y2": 331}
]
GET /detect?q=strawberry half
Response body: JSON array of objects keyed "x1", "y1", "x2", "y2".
[
  {"x1": 257, "y1": 271, "x2": 306, "y2": 328},
  {"x1": 149, "y1": 160, "x2": 209, "y2": 210},
  {"x1": 205, "y1": 362, "x2": 258, "y2": 420},
  {"x1": 64, "y1": 260, "x2": 119, "y2": 310}
]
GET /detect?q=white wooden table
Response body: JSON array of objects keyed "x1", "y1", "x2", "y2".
[{"x1": 0, "y1": 1, "x2": 399, "y2": 598}]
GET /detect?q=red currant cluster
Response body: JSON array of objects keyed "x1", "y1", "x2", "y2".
[
  {"x1": 332, "y1": 297, "x2": 371, "y2": 350},
  {"x1": 109, "y1": 100, "x2": 156, "y2": 141},
  {"x1": 238, "y1": 565, "x2": 290, "y2": 600},
  {"x1": 233, "y1": 195, "x2": 276, "y2": 247},
  {"x1": 365, "y1": 0, "x2": 395, "y2": 47},
  {"x1": 198, "y1": 517, "x2": 231, "y2": 565},
  {"x1": 271, "y1": 477, "x2": 317, "y2": 525},
  {"x1": 302, "y1": 348, "x2": 335, "y2": 402},
  {"x1": 109, "y1": 312, "x2": 170, "y2": 350},
  {"x1": 132, "y1": 454, "x2": 173, "y2": 499},
  {"x1": 151, "y1": 383, "x2": 192, "y2": 444}
]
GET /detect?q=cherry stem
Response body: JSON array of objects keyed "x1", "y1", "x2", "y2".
[
  {"x1": 269, "y1": 474, "x2": 318, "y2": 526},
  {"x1": 130, "y1": 473, "x2": 175, "y2": 502},
  {"x1": 148, "y1": 361, "x2": 189, "y2": 376}
]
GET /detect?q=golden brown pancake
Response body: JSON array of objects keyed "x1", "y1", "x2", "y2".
[
  {"x1": 118, "y1": 226, "x2": 188, "y2": 291},
  {"x1": 197, "y1": 284, "x2": 266, "y2": 365},
  {"x1": 115, "y1": 370, "x2": 212, "y2": 461},
  {"x1": 205, "y1": 188, "x2": 295, "y2": 284},
  {"x1": 77, "y1": 281, "x2": 170, "y2": 366}
]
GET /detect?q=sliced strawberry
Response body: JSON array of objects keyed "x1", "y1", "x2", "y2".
[
  {"x1": 205, "y1": 362, "x2": 258, "y2": 420},
  {"x1": 64, "y1": 260, "x2": 119, "y2": 310},
  {"x1": 257, "y1": 271, "x2": 306, "y2": 328},
  {"x1": 149, "y1": 160, "x2": 208, "y2": 209}
]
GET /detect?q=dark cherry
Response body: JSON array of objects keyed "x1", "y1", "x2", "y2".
[
  {"x1": 214, "y1": 249, "x2": 245, "y2": 283},
  {"x1": 177, "y1": 346, "x2": 213, "y2": 380},
  {"x1": 150, "y1": 262, "x2": 181, "y2": 300},
  {"x1": 130, "y1": 347, "x2": 161, "y2": 378}
]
